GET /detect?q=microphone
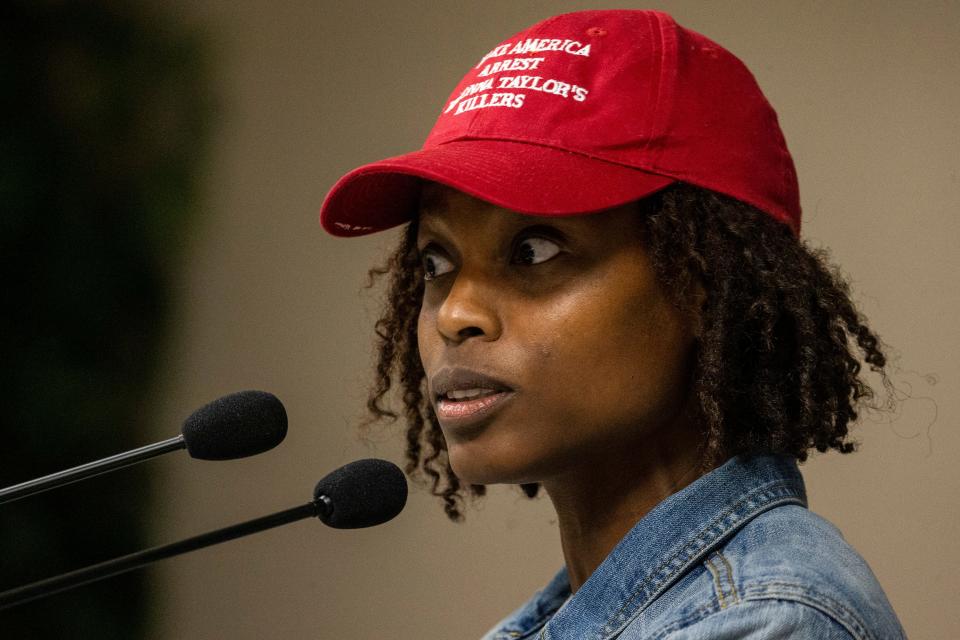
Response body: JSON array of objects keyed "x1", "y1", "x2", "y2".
[
  {"x1": 0, "y1": 390, "x2": 287, "y2": 505},
  {"x1": 0, "y1": 458, "x2": 407, "y2": 610},
  {"x1": 313, "y1": 458, "x2": 408, "y2": 529}
]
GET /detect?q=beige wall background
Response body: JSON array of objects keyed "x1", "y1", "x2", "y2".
[{"x1": 144, "y1": 1, "x2": 958, "y2": 638}]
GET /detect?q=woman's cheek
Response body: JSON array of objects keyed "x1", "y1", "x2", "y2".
[{"x1": 416, "y1": 306, "x2": 437, "y2": 367}]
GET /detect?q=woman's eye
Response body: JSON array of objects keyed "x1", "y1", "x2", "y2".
[
  {"x1": 513, "y1": 237, "x2": 561, "y2": 266},
  {"x1": 421, "y1": 250, "x2": 455, "y2": 280}
]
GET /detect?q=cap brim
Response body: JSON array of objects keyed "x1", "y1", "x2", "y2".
[{"x1": 319, "y1": 139, "x2": 675, "y2": 237}]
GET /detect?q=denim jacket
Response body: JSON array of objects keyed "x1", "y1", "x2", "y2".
[{"x1": 480, "y1": 454, "x2": 906, "y2": 639}]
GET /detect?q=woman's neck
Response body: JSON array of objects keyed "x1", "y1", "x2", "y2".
[{"x1": 542, "y1": 414, "x2": 709, "y2": 594}]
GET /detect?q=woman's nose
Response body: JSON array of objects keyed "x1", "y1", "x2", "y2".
[{"x1": 435, "y1": 273, "x2": 502, "y2": 343}]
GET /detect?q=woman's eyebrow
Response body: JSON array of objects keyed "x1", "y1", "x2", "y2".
[
  {"x1": 417, "y1": 217, "x2": 576, "y2": 249},
  {"x1": 514, "y1": 223, "x2": 569, "y2": 240},
  {"x1": 415, "y1": 215, "x2": 451, "y2": 242}
]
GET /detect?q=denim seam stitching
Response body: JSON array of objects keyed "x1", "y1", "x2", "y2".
[
  {"x1": 635, "y1": 601, "x2": 724, "y2": 640},
  {"x1": 739, "y1": 582, "x2": 871, "y2": 640},
  {"x1": 715, "y1": 551, "x2": 740, "y2": 605},
  {"x1": 636, "y1": 598, "x2": 860, "y2": 640},
  {"x1": 703, "y1": 555, "x2": 730, "y2": 609},
  {"x1": 596, "y1": 479, "x2": 804, "y2": 638}
]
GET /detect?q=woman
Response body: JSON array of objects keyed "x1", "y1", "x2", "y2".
[{"x1": 319, "y1": 9, "x2": 905, "y2": 639}]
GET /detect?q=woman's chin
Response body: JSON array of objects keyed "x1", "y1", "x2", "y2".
[{"x1": 447, "y1": 443, "x2": 539, "y2": 486}]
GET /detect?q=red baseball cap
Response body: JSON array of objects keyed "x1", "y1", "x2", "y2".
[{"x1": 320, "y1": 9, "x2": 800, "y2": 237}]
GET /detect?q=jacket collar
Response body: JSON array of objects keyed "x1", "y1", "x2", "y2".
[{"x1": 494, "y1": 454, "x2": 807, "y2": 640}]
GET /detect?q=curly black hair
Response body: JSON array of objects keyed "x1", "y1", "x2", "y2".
[{"x1": 363, "y1": 182, "x2": 896, "y2": 522}]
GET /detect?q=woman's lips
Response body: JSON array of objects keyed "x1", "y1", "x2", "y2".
[{"x1": 435, "y1": 390, "x2": 514, "y2": 427}]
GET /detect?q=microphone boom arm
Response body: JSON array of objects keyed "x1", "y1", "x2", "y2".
[
  {"x1": 0, "y1": 499, "x2": 325, "y2": 610},
  {"x1": 0, "y1": 435, "x2": 186, "y2": 505}
]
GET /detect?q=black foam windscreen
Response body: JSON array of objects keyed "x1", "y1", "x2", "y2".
[
  {"x1": 181, "y1": 390, "x2": 287, "y2": 460},
  {"x1": 314, "y1": 459, "x2": 407, "y2": 529}
]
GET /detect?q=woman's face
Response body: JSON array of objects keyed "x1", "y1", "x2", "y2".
[{"x1": 416, "y1": 183, "x2": 701, "y2": 486}]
